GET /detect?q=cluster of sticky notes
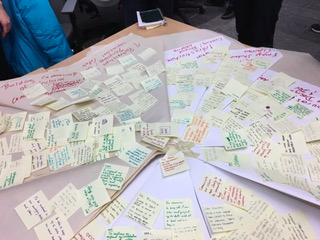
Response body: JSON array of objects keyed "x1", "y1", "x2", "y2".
[
  {"x1": 0, "y1": 43, "x2": 170, "y2": 190},
  {"x1": 164, "y1": 43, "x2": 320, "y2": 201},
  {"x1": 14, "y1": 175, "x2": 116, "y2": 238},
  {"x1": 163, "y1": 36, "x2": 320, "y2": 201},
  {"x1": 0, "y1": 107, "x2": 167, "y2": 190},
  {"x1": 125, "y1": 192, "x2": 205, "y2": 239},
  {"x1": 198, "y1": 175, "x2": 317, "y2": 239}
]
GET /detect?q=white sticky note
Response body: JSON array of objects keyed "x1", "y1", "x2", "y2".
[
  {"x1": 46, "y1": 97, "x2": 72, "y2": 111},
  {"x1": 6, "y1": 112, "x2": 27, "y2": 132},
  {"x1": 92, "y1": 114, "x2": 114, "y2": 136},
  {"x1": 106, "y1": 226, "x2": 137, "y2": 240},
  {"x1": 141, "y1": 135, "x2": 170, "y2": 149},
  {"x1": 106, "y1": 64, "x2": 125, "y2": 75},
  {"x1": 68, "y1": 122, "x2": 89, "y2": 142},
  {"x1": 100, "y1": 196, "x2": 128, "y2": 224},
  {"x1": 34, "y1": 214, "x2": 74, "y2": 240},
  {"x1": 118, "y1": 54, "x2": 138, "y2": 67},
  {"x1": 15, "y1": 190, "x2": 52, "y2": 230},
  {"x1": 71, "y1": 141, "x2": 95, "y2": 166},
  {"x1": 75, "y1": 219, "x2": 106, "y2": 240},
  {"x1": 51, "y1": 113, "x2": 73, "y2": 129},
  {"x1": 22, "y1": 139, "x2": 46, "y2": 156},
  {"x1": 0, "y1": 163, "x2": 26, "y2": 189},
  {"x1": 47, "y1": 146, "x2": 75, "y2": 170},
  {"x1": 204, "y1": 205, "x2": 245, "y2": 233},
  {"x1": 29, "y1": 111, "x2": 50, "y2": 127},
  {"x1": 22, "y1": 121, "x2": 46, "y2": 140},
  {"x1": 221, "y1": 79, "x2": 248, "y2": 100},
  {"x1": 64, "y1": 87, "x2": 88, "y2": 99},
  {"x1": 103, "y1": 75, "x2": 125, "y2": 89},
  {"x1": 79, "y1": 179, "x2": 111, "y2": 216},
  {"x1": 112, "y1": 82, "x2": 134, "y2": 96},
  {"x1": 0, "y1": 137, "x2": 9, "y2": 156},
  {"x1": 51, "y1": 183, "x2": 81, "y2": 219},
  {"x1": 222, "y1": 129, "x2": 249, "y2": 150},
  {"x1": 99, "y1": 163, "x2": 129, "y2": 190},
  {"x1": 80, "y1": 67, "x2": 101, "y2": 79},
  {"x1": 22, "y1": 83, "x2": 47, "y2": 99},
  {"x1": 146, "y1": 60, "x2": 166, "y2": 77},
  {"x1": 30, "y1": 95, "x2": 56, "y2": 106},
  {"x1": 160, "y1": 151, "x2": 189, "y2": 177},
  {"x1": 138, "y1": 47, "x2": 157, "y2": 61},
  {"x1": 117, "y1": 142, "x2": 153, "y2": 167},
  {"x1": 127, "y1": 192, "x2": 163, "y2": 229},
  {"x1": 140, "y1": 75, "x2": 163, "y2": 93},
  {"x1": 31, "y1": 151, "x2": 48, "y2": 172},
  {"x1": 164, "y1": 198, "x2": 194, "y2": 228},
  {"x1": 98, "y1": 134, "x2": 121, "y2": 152},
  {"x1": 302, "y1": 121, "x2": 320, "y2": 142},
  {"x1": 171, "y1": 109, "x2": 194, "y2": 125}
]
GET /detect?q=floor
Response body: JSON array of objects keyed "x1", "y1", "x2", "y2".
[{"x1": 74, "y1": 0, "x2": 320, "y2": 62}]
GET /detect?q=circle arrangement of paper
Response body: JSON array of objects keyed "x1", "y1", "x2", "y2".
[{"x1": 0, "y1": 25, "x2": 320, "y2": 240}]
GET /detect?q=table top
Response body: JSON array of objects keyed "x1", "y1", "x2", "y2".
[
  {"x1": 3, "y1": 17, "x2": 320, "y2": 240},
  {"x1": 50, "y1": 18, "x2": 196, "y2": 70}
]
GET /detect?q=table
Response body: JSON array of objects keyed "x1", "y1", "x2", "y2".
[
  {"x1": 50, "y1": 18, "x2": 197, "y2": 69},
  {"x1": 2, "y1": 18, "x2": 320, "y2": 239}
]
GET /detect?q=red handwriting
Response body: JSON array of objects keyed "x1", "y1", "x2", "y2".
[
  {"x1": 167, "y1": 38, "x2": 224, "y2": 63},
  {"x1": 81, "y1": 58, "x2": 96, "y2": 69},
  {"x1": 40, "y1": 72, "x2": 78, "y2": 80},
  {"x1": 97, "y1": 41, "x2": 140, "y2": 66},
  {"x1": 12, "y1": 94, "x2": 26, "y2": 104},
  {"x1": 290, "y1": 86, "x2": 320, "y2": 109},
  {"x1": 99, "y1": 47, "x2": 135, "y2": 66},
  {"x1": 1, "y1": 79, "x2": 35, "y2": 91},
  {"x1": 231, "y1": 48, "x2": 279, "y2": 60},
  {"x1": 10, "y1": 79, "x2": 83, "y2": 105}
]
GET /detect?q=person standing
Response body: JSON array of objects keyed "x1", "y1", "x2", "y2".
[
  {"x1": 203, "y1": 0, "x2": 234, "y2": 20},
  {"x1": 0, "y1": 0, "x2": 16, "y2": 80},
  {"x1": 1, "y1": 0, "x2": 72, "y2": 77},
  {"x1": 234, "y1": 0, "x2": 283, "y2": 48},
  {"x1": 221, "y1": 0, "x2": 234, "y2": 20}
]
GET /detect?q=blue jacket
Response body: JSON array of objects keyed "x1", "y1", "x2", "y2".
[{"x1": 1, "y1": 0, "x2": 72, "y2": 76}]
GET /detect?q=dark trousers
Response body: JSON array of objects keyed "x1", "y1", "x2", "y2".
[
  {"x1": 0, "y1": 41, "x2": 17, "y2": 80},
  {"x1": 234, "y1": 0, "x2": 283, "y2": 48},
  {"x1": 122, "y1": 0, "x2": 174, "y2": 27}
]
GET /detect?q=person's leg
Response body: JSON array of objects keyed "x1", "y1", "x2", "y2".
[
  {"x1": 204, "y1": 0, "x2": 226, "y2": 7},
  {"x1": 234, "y1": 0, "x2": 255, "y2": 46},
  {"x1": 250, "y1": 0, "x2": 283, "y2": 47},
  {"x1": 221, "y1": 0, "x2": 235, "y2": 20}
]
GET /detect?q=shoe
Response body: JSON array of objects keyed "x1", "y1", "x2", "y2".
[
  {"x1": 221, "y1": 6, "x2": 235, "y2": 19},
  {"x1": 204, "y1": 0, "x2": 225, "y2": 7},
  {"x1": 311, "y1": 24, "x2": 320, "y2": 33}
]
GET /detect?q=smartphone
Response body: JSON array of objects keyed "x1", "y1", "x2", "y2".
[{"x1": 139, "y1": 8, "x2": 164, "y2": 23}]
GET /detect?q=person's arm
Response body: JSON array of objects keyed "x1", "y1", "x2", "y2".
[{"x1": 0, "y1": 0, "x2": 10, "y2": 38}]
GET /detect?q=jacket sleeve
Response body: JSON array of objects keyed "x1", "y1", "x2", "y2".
[{"x1": 15, "y1": 0, "x2": 72, "y2": 66}]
